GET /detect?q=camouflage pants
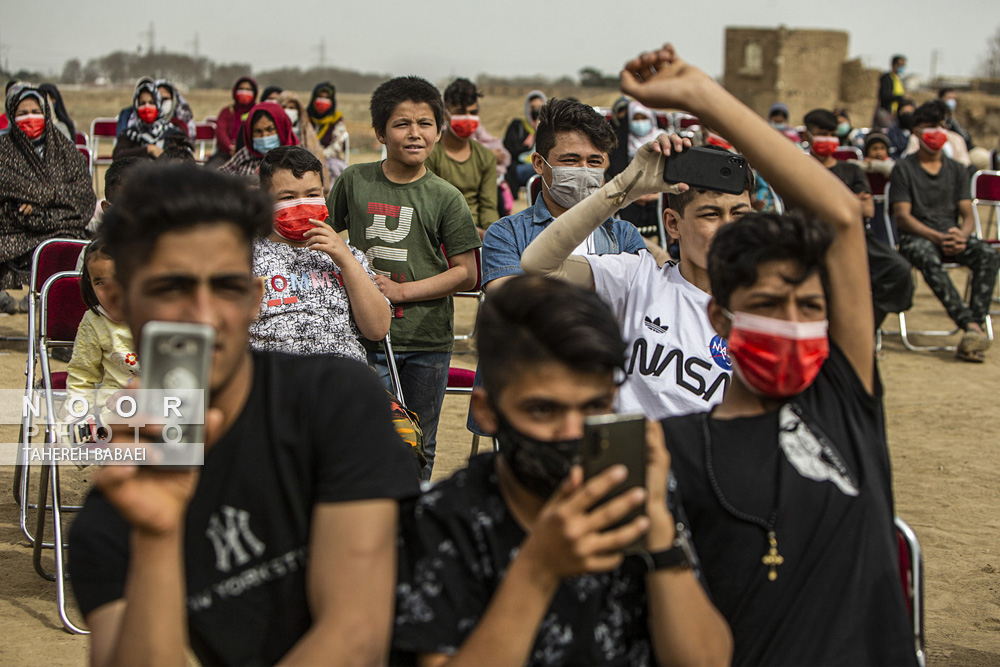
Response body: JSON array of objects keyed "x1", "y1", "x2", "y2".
[{"x1": 897, "y1": 234, "x2": 1000, "y2": 328}]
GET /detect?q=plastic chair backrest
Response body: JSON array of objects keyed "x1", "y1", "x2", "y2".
[
  {"x1": 90, "y1": 117, "x2": 118, "y2": 138},
  {"x1": 833, "y1": 147, "x2": 862, "y2": 161},
  {"x1": 867, "y1": 171, "x2": 889, "y2": 197},
  {"x1": 654, "y1": 110, "x2": 672, "y2": 131},
  {"x1": 31, "y1": 239, "x2": 88, "y2": 293},
  {"x1": 674, "y1": 113, "x2": 700, "y2": 129},
  {"x1": 528, "y1": 174, "x2": 542, "y2": 204},
  {"x1": 894, "y1": 517, "x2": 925, "y2": 666},
  {"x1": 74, "y1": 131, "x2": 88, "y2": 147},
  {"x1": 194, "y1": 121, "x2": 216, "y2": 140},
  {"x1": 972, "y1": 170, "x2": 1000, "y2": 203},
  {"x1": 78, "y1": 146, "x2": 92, "y2": 171},
  {"x1": 40, "y1": 272, "x2": 87, "y2": 343}
]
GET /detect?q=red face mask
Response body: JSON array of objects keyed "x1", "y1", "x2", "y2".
[
  {"x1": 810, "y1": 135, "x2": 839, "y2": 158},
  {"x1": 706, "y1": 133, "x2": 732, "y2": 150},
  {"x1": 449, "y1": 115, "x2": 479, "y2": 139},
  {"x1": 15, "y1": 114, "x2": 45, "y2": 140},
  {"x1": 312, "y1": 97, "x2": 333, "y2": 114},
  {"x1": 235, "y1": 89, "x2": 255, "y2": 106},
  {"x1": 273, "y1": 197, "x2": 329, "y2": 242},
  {"x1": 726, "y1": 311, "x2": 829, "y2": 398},
  {"x1": 920, "y1": 128, "x2": 948, "y2": 152},
  {"x1": 137, "y1": 104, "x2": 158, "y2": 124}
]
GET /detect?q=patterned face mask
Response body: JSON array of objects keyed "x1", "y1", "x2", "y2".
[{"x1": 495, "y1": 412, "x2": 581, "y2": 499}]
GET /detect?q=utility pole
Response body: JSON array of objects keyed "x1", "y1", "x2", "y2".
[
  {"x1": 317, "y1": 38, "x2": 327, "y2": 68},
  {"x1": 139, "y1": 23, "x2": 155, "y2": 55},
  {"x1": 930, "y1": 49, "x2": 939, "y2": 82},
  {"x1": 188, "y1": 32, "x2": 200, "y2": 59}
]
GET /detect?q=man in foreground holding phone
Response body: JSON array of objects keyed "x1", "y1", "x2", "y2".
[
  {"x1": 521, "y1": 136, "x2": 755, "y2": 420},
  {"x1": 391, "y1": 274, "x2": 731, "y2": 666},
  {"x1": 68, "y1": 164, "x2": 419, "y2": 665}
]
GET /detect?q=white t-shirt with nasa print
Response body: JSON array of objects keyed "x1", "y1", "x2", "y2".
[{"x1": 585, "y1": 251, "x2": 732, "y2": 420}]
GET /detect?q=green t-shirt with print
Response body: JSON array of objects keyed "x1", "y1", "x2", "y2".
[{"x1": 328, "y1": 161, "x2": 481, "y2": 353}]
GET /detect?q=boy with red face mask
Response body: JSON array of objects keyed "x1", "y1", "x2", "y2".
[
  {"x1": 519, "y1": 43, "x2": 919, "y2": 665},
  {"x1": 891, "y1": 100, "x2": 999, "y2": 362},
  {"x1": 425, "y1": 78, "x2": 498, "y2": 238},
  {"x1": 251, "y1": 146, "x2": 389, "y2": 361}
]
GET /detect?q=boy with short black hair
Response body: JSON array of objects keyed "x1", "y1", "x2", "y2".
[
  {"x1": 426, "y1": 78, "x2": 498, "y2": 237},
  {"x1": 891, "y1": 100, "x2": 999, "y2": 361},
  {"x1": 252, "y1": 145, "x2": 390, "y2": 361},
  {"x1": 328, "y1": 75, "x2": 481, "y2": 480}
]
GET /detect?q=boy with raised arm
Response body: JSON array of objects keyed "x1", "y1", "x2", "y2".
[{"x1": 621, "y1": 44, "x2": 918, "y2": 665}]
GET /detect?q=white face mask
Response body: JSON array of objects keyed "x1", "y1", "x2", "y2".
[
  {"x1": 540, "y1": 156, "x2": 604, "y2": 209},
  {"x1": 285, "y1": 108, "x2": 299, "y2": 125},
  {"x1": 161, "y1": 99, "x2": 174, "y2": 116}
]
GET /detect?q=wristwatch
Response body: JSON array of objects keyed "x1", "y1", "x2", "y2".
[{"x1": 637, "y1": 523, "x2": 695, "y2": 572}]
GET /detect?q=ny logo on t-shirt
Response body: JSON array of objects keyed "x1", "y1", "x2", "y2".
[
  {"x1": 365, "y1": 202, "x2": 414, "y2": 273},
  {"x1": 205, "y1": 505, "x2": 266, "y2": 573}
]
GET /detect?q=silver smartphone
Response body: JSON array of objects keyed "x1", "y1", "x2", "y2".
[{"x1": 139, "y1": 321, "x2": 214, "y2": 467}]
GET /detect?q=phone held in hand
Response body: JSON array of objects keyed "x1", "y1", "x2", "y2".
[
  {"x1": 663, "y1": 146, "x2": 748, "y2": 195},
  {"x1": 581, "y1": 413, "x2": 647, "y2": 550},
  {"x1": 139, "y1": 321, "x2": 214, "y2": 468}
]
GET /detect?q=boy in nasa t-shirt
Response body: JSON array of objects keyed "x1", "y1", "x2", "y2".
[{"x1": 521, "y1": 137, "x2": 755, "y2": 420}]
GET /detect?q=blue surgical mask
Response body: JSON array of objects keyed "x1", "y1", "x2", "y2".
[
  {"x1": 896, "y1": 66, "x2": 906, "y2": 77},
  {"x1": 836, "y1": 122, "x2": 851, "y2": 138},
  {"x1": 771, "y1": 121, "x2": 788, "y2": 131},
  {"x1": 630, "y1": 119, "x2": 653, "y2": 137},
  {"x1": 944, "y1": 98, "x2": 957, "y2": 112},
  {"x1": 253, "y1": 134, "x2": 280, "y2": 154}
]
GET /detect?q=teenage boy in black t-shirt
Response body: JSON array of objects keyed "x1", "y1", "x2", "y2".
[
  {"x1": 621, "y1": 45, "x2": 919, "y2": 665},
  {"x1": 392, "y1": 274, "x2": 732, "y2": 666},
  {"x1": 890, "y1": 100, "x2": 1000, "y2": 362},
  {"x1": 803, "y1": 107, "x2": 914, "y2": 330},
  {"x1": 68, "y1": 164, "x2": 419, "y2": 665}
]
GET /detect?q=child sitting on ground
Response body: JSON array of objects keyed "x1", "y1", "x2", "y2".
[
  {"x1": 65, "y1": 237, "x2": 139, "y2": 422},
  {"x1": 251, "y1": 145, "x2": 390, "y2": 362}
]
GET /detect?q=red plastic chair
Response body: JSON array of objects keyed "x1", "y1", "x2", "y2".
[
  {"x1": 77, "y1": 146, "x2": 92, "y2": 174},
  {"x1": 833, "y1": 146, "x2": 863, "y2": 161},
  {"x1": 527, "y1": 174, "x2": 542, "y2": 204},
  {"x1": 971, "y1": 170, "x2": 1000, "y2": 314},
  {"x1": 193, "y1": 120, "x2": 218, "y2": 163},
  {"x1": 74, "y1": 131, "x2": 88, "y2": 148},
  {"x1": 31, "y1": 271, "x2": 90, "y2": 634},
  {"x1": 895, "y1": 517, "x2": 925, "y2": 666},
  {"x1": 89, "y1": 116, "x2": 119, "y2": 189},
  {"x1": 653, "y1": 110, "x2": 672, "y2": 131}
]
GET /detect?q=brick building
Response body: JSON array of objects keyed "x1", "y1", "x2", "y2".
[{"x1": 723, "y1": 25, "x2": 880, "y2": 126}]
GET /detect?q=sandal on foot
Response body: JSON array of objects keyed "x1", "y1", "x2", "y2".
[
  {"x1": 957, "y1": 348, "x2": 986, "y2": 363},
  {"x1": 959, "y1": 329, "x2": 991, "y2": 354}
]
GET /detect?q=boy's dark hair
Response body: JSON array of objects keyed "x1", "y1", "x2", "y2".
[
  {"x1": 708, "y1": 212, "x2": 833, "y2": 309},
  {"x1": 104, "y1": 157, "x2": 143, "y2": 204},
  {"x1": 912, "y1": 100, "x2": 948, "y2": 128},
  {"x1": 369, "y1": 76, "x2": 445, "y2": 135},
  {"x1": 937, "y1": 87, "x2": 955, "y2": 99},
  {"x1": 535, "y1": 98, "x2": 617, "y2": 161},
  {"x1": 80, "y1": 236, "x2": 111, "y2": 314},
  {"x1": 102, "y1": 164, "x2": 272, "y2": 287},
  {"x1": 666, "y1": 146, "x2": 756, "y2": 217},
  {"x1": 443, "y1": 78, "x2": 482, "y2": 111},
  {"x1": 259, "y1": 146, "x2": 324, "y2": 193},
  {"x1": 476, "y1": 275, "x2": 627, "y2": 397},
  {"x1": 892, "y1": 55, "x2": 906, "y2": 67},
  {"x1": 157, "y1": 143, "x2": 196, "y2": 163},
  {"x1": 803, "y1": 109, "x2": 838, "y2": 133}
]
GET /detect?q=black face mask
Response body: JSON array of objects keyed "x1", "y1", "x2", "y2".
[
  {"x1": 495, "y1": 414, "x2": 580, "y2": 499},
  {"x1": 898, "y1": 112, "x2": 914, "y2": 131},
  {"x1": 529, "y1": 108, "x2": 541, "y2": 122}
]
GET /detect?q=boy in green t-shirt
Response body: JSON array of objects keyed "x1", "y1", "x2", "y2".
[{"x1": 327, "y1": 76, "x2": 481, "y2": 480}]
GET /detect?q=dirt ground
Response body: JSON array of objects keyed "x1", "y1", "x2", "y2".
[
  {"x1": 1, "y1": 275, "x2": 1000, "y2": 665},
  {"x1": 1, "y1": 87, "x2": 999, "y2": 664}
]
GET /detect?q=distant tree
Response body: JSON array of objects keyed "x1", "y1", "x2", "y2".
[
  {"x1": 61, "y1": 59, "x2": 82, "y2": 84},
  {"x1": 578, "y1": 67, "x2": 618, "y2": 88},
  {"x1": 979, "y1": 25, "x2": 1000, "y2": 78}
]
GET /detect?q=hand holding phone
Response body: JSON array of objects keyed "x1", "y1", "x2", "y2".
[
  {"x1": 663, "y1": 145, "x2": 748, "y2": 195},
  {"x1": 581, "y1": 413, "x2": 648, "y2": 550}
]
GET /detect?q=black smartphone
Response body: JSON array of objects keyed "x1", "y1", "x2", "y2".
[
  {"x1": 663, "y1": 145, "x2": 748, "y2": 195},
  {"x1": 139, "y1": 321, "x2": 214, "y2": 468},
  {"x1": 580, "y1": 413, "x2": 647, "y2": 549}
]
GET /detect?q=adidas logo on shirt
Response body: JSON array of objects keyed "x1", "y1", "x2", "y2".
[{"x1": 644, "y1": 316, "x2": 668, "y2": 334}]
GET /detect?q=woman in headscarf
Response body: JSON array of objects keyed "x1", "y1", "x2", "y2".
[
  {"x1": 616, "y1": 101, "x2": 665, "y2": 232},
  {"x1": 207, "y1": 76, "x2": 258, "y2": 168},
  {"x1": 0, "y1": 84, "x2": 94, "y2": 306},
  {"x1": 277, "y1": 90, "x2": 330, "y2": 190},
  {"x1": 220, "y1": 101, "x2": 298, "y2": 180},
  {"x1": 38, "y1": 83, "x2": 75, "y2": 142},
  {"x1": 155, "y1": 79, "x2": 196, "y2": 141},
  {"x1": 307, "y1": 82, "x2": 348, "y2": 180},
  {"x1": 502, "y1": 90, "x2": 546, "y2": 193},
  {"x1": 260, "y1": 86, "x2": 283, "y2": 103},
  {"x1": 113, "y1": 80, "x2": 185, "y2": 160}
]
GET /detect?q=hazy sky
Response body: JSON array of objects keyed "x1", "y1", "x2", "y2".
[{"x1": 3, "y1": 0, "x2": 998, "y2": 83}]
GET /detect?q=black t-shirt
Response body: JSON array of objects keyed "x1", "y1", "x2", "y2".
[
  {"x1": 889, "y1": 154, "x2": 970, "y2": 234},
  {"x1": 661, "y1": 345, "x2": 918, "y2": 667},
  {"x1": 392, "y1": 453, "x2": 655, "y2": 666},
  {"x1": 829, "y1": 161, "x2": 872, "y2": 196},
  {"x1": 69, "y1": 352, "x2": 420, "y2": 665}
]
